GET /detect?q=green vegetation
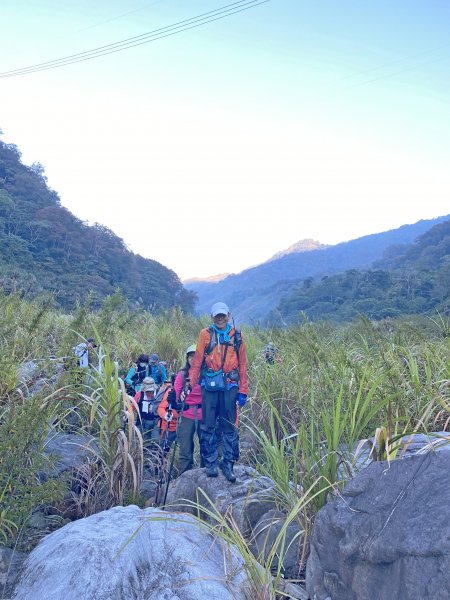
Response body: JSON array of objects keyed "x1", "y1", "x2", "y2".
[
  {"x1": 188, "y1": 215, "x2": 449, "y2": 323},
  {"x1": 0, "y1": 141, "x2": 196, "y2": 312},
  {"x1": 272, "y1": 219, "x2": 450, "y2": 324},
  {"x1": 0, "y1": 290, "x2": 449, "y2": 589}
]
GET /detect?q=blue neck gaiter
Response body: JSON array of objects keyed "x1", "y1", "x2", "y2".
[{"x1": 212, "y1": 323, "x2": 232, "y2": 344}]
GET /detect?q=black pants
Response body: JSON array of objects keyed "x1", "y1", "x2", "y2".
[{"x1": 200, "y1": 386, "x2": 239, "y2": 467}]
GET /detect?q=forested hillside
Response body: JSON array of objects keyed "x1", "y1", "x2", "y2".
[
  {"x1": 186, "y1": 215, "x2": 450, "y2": 322},
  {"x1": 0, "y1": 141, "x2": 196, "y2": 311},
  {"x1": 272, "y1": 219, "x2": 450, "y2": 324}
]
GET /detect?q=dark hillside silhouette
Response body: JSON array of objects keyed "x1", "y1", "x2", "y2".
[{"x1": 0, "y1": 141, "x2": 196, "y2": 311}]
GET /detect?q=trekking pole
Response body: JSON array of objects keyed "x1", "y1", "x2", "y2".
[
  {"x1": 154, "y1": 423, "x2": 170, "y2": 506},
  {"x1": 162, "y1": 378, "x2": 189, "y2": 508}
]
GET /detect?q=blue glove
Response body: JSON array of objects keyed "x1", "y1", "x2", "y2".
[{"x1": 238, "y1": 393, "x2": 247, "y2": 407}]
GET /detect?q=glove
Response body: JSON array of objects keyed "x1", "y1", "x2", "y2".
[
  {"x1": 164, "y1": 411, "x2": 173, "y2": 422},
  {"x1": 238, "y1": 393, "x2": 247, "y2": 407}
]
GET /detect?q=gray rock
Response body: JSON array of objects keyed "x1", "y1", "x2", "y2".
[
  {"x1": 0, "y1": 546, "x2": 28, "y2": 599},
  {"x1": 17, "y1": 360, "x2": 39, "y2": 383},
  {"x1": 165, "y1": 465, "x2": 277, "y2": 536},
  {"x1": 250, "y1": 508, "x2": 304, "y2": 578},
  {"x1": 13, "y1": 505, "x2": 250, "y2": 600},
  {"x1": 306, "y1": 453, "x2": 450, "y2": 600},
  {"x1": 43, "y1": 431, "x2": 98, "y2": 477}
]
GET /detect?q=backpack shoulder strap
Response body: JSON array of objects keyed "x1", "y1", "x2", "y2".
[
  {"x1": 233, "y1": 329, "x2": 242, "y2": 353},
  {"x1": 204, "y1": 326, "x2": 216, "y2": 356}
]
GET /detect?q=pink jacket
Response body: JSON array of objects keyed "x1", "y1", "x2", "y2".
[{"x1": 174, "y1": 370, "x2": 202, "y2": 421}]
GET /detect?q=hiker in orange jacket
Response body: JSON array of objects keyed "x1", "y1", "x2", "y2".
[{"x1": 189, "y1": 302, "x2": 248, "y2": 483}]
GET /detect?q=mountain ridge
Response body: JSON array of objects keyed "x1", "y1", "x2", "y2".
[{"x1": 186, "y1": 215, "x2": 450, "y2": 323}]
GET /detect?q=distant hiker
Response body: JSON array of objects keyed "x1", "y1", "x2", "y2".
[
  {"x1": 73, "y1": 338, "x2": 97, "y2": 368},
  {"x1": 263, "y1": 342, "x2": 282, "y2": 365},
  {"x1": 133, "y1": 376, "x2": 161, "y2": 443},
  {"x1": 171, "y1": 344, "x2": 203, "y2": 474},
  {"x1": 125, "y1": 354, "x2": 150, "y2": 394},
  {"x1": 148, "y1": 354, "x2": 167, "y2": 386},
  {"x1": 189, "y1": 302, "x2": 248, "y2": 483}
]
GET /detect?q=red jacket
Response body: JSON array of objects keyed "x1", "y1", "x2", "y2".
[
  {"x1": 157, "y1": 387, "x2": 178, "y2": 433},
  {"x1": 189, "y1": 326, "x2": 248, "y2": 395}
]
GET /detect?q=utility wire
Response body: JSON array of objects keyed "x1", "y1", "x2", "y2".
[
  {"x1": 0, "y1": 0, "x2": 271, "y2": 79},
  {"x1": 1, "y1": 0, "x2": 257, "y2": 75}
]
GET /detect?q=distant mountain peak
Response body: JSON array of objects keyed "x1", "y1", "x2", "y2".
[
  {"x1": 268, "y1": 239, "x2": 329, "y2": 262},
  {"x1": 183, "y1": 272, "x2": 230, "y2": 284}
]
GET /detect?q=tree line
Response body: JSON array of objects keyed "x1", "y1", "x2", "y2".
[
  {"x1": 0, "y1": 141, "x2": 196, "y2": 313},
  {"x1": 270, "y1": 219, "x2": 450, "y2": 324}
]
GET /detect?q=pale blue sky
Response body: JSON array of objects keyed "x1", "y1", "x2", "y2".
[{"x1": 1, "y1": 1, "x2": 450, "y2": 279}]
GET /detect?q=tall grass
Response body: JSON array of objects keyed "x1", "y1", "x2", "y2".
[
  {"x1": 74, "y1": 349, "x2": 144, "y2": 516},
  {"x1": 1, "y1": 290, "x2": 449, "y2": 575}
]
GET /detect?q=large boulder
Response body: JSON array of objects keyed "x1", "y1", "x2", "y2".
[
  {"x1": 43, "y1": 431, "x2": 98, "y2": 478},
  {"x1": 0, "y1": 547, "x2": 28, "y2": 598},
  {"x1": 306, "y1": 452, "x2": 450, "y2": 600},
  {"x1": 13, "y1": 505, "x2": 250, "y2": 600},
  {"x1": 250, "y1": 508, "x2": 304, "y2": 579},
  {"x1": 165, "y1": 465, "x2": 277, "y2": 536}
]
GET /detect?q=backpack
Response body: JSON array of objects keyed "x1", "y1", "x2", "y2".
[
  {"x1": 73, "y1": 343, "x2": 88, "y2": 368},
  {"x1": 204, "y1": 326, "x2": 242, "y2": 358},
  {"x1": 151, "y1": 361, "x2": 168, "y2": 384}
]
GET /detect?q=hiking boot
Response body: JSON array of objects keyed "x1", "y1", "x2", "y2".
[
  {"x1": 205, "y1": 464, "x2": 218, "y2": 477},
  {"x1": 219, "y1": 461, "x2": 236, "y2": 483}
]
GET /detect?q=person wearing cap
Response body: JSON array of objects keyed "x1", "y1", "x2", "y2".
[
  {"x1": 133, "y1": 376, "x2": 161, "y2": 443},
  {"x1": 148, "y1": 353, "x2": 167, "y2": 386},
  {"x1": 189, "y1": 302, "x2": 248, "y2": 482},
  {"x1": 166, "y1": 344, "x2": 204, "y2": 474}
]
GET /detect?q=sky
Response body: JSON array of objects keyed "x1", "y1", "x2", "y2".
[{"x1": 1, "y1": 0, "x2": 450, "y2": 280}]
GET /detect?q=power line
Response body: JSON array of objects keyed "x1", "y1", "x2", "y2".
[
  {"x1": 0, "y1": 0, "x2": 271, "y2": 79},
  {"x1": 1, "y1": 0, "x2": 259, "y2": 75}
]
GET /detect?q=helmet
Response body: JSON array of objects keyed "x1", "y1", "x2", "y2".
[{"x1": 186, "y1": 344, "x2": 197, "y2": 355}]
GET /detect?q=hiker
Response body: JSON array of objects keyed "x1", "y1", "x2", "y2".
[
  {"x1": 189, "y1": 302, "x2": 248, "y2": 483},
  {"x1": 148, "y1": 353, "x2": 167, "y2": 386},
  {"x1": 125, "y1": 354, "x2": 150, "y2": 394},
  {"x1": 169, "y1": 344, "x2": 203, "y2": 474},
  {"x1": 73, "y1": 338, "x2": 97, "y2": 368},
  {"x1": 132, "y1": 376, "x2": 161, "y2": 444},
  {"x1": 157, "y1": 383, "x2": 180, "y2": 453},
  {"x1": 263, "y1": 342, "x2": 282, "y2": 365}
]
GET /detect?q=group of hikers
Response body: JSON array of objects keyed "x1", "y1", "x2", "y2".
[
  {"x1": 74, "y1": 302, "x2": 281, "y2": 484},
  {"x1": 75, "y1": 302, "x2": 249, "y2": 483}
]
